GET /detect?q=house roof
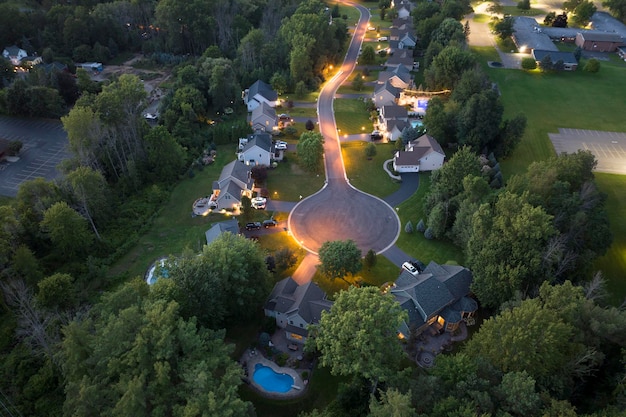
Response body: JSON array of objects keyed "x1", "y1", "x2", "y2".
[
  {"x1": 386, "y1": 119, "x2": 410, "y2": 133},
  {"x1": 392, "y1": 18, "x2": 414, "y2": 31},
  {"x1": 409, "y1": 134, "x2": 445, "y2": 156},
  {"x1": 381, "y1": 104, "x2": 408, "y2": 119},
  {"x1": 251, "y1": 101, "x2": 277, "y2": 124},
  {"x1": 242, "y1": 131, "x2": 272, "y2": 153},
  {"x1": 248, "y1": 79, "x2": 278, "y2": 102},
  {"x1": 3, "y1": 45, "x2": 25, "y2": 56},
  {"x1": 391, "y1": 261, "x2": 475, "y2": 325},
  {"x1": 578, "y1": 31, "x2": 623, "y2": 42},
  {"x1": 264, "y1": 277, "x2": 332, "y2": 325},
  {"x1": 532, "y1": 49, "x2": 578, "y2": 65},
  {"x1": 217, "y1": 160, "x2": 251, "y2": 187},
  {"x1": 375, "y1": 80, "x2": 401, "y2": 97},
  {"x1": 386, "y1": 50, "x2": 414, "y2": 67},
  {"x1": 395, "y1": 149, "x2": 424, "y2": 166},
  {"x1": 205, "y1": 219, "x2": 239, "y2": 245}
]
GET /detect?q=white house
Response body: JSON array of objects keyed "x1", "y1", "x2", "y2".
[
  {"x1": 2, "y1": 45, "x2": 27, "y2": 66},
  {"x1": 243, "y1": 79, "x2": 278, "y2": 112},
  {"x1": 238, "y1": 132, "x2": 273, "y2": 167},
  {"x1": 264, "y1": 277, "x2": 333, "y2": 345},
  {"x1": 393, "y1": 134, "x2": 445, "y2": 172},
  {"x1": 210, "y1": 160, "x2": 254, "y2": 211},
  {"x1": 249, "y1": 101, "x2": 278, "y2": 133}
]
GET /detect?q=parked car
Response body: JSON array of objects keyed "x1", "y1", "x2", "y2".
[
  {"x1": 251, "y1": 197, "x2": 267, "y2": 210},
  {"x1": 245, "y1": 222, "x2": 262, "y2": 230},
  {"x1": 410, "y1": 259, "x2": 426, "y2": 272},
  {"x1": 263, "y1": 219, "x2": 278, "y2": 228},
  {"x1": 371, "y1": 130, "x2": 382, "y2": 140},
  {"x1": 378, "y1": 36, "x2": 388, "y2": 42},
  {"x1": 274, "y1": 140, "x2": 288, "y2": 150},
  {"x1": 402, "y1": 261, "x2": 419, "y2": 276}
]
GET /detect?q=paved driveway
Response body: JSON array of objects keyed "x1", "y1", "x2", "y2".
[
  {"x1": 0, "y1": 116, "x2": 70, "y2": 197},
  {"x1": 549, "y1": 128, "x2": 626, "y2": 174}
]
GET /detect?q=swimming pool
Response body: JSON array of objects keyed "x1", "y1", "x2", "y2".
[
  {"x1": 252, "y1": 363, "x2": 294, "y2": 393},
  {"x1": 146, "y1": 258, "x2": 170, "y2": 285},
  {"x1": 411, "y1": 120, "x2": 423, "y2": 128}
]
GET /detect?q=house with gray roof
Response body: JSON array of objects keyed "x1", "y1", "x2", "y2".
[
  {"x1": 249, "y1": 101, "x2": 278, "y2": 133},
  {"x1": 205, "y1": 219, "x2": 240, "y2": 245},
  {"x1": 390, "y1": 261, "x2": 477, "y2": 338},
  {"x1": 377, "y1": 65, "x2": 413, "y2": 89},
  {"x1": 210, "y1": 160, "x2": 254, "y2": 211},
  {"x1": 2, "y1": 45, "x2": 27, "y2": 66},
  {"x1": 238, "y1": 131, "x2": 273, "y2": 166},
  {"x1": 532, "y1": 49, "x2": 578, "y2": 71},
  {"x1": 264, "y1": 277, "x2": 334, "y2": 344},
  {"x1": 373, "y1": 81, "x2": 401, "y2": 107},
  {"x1": 243, "y1": 79, "x2": 279, "y2": 112},
  {"x1": 386, "y1": 49, "x2": 414, "y2": 71},
  {"x1": 393, "y1": 134, "x2": 445, "y2": 172},
  {"x1": 575, "y1": 31, "x2": 624, "y2": 52}
]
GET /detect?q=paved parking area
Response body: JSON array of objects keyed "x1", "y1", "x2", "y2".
[
  {"x1": 549, "y1": 128, "x2": 626, "y2": 174},
  {"x1": 0, "y1": 116, "x2": 70, "y2": 197}
]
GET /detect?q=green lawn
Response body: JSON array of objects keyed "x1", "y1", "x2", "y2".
[
  {"x1": 502, "y1": 5, "x2": 545, "y2": 16},
  {"x1": 266, "y1": 153, "x2": 326, "y2": 201},
  {"x1": 396, "y1": 174, "x2": 465, "y2": 266},
  {"x1": 342, "y1": 141, "x2": 400, "y2": 197},
  {"x1": 473, "y1": 13, "x2": 492, "y2": 23},
  {"x1": 285, "y1": 106, "x2": 318, "y2": 119},
  {"x1": 334, "y1": 98, "x2": 372, "y2": 134},
  {"x1": 594, "y1": 173, "x2": 626, "y2": 304}
]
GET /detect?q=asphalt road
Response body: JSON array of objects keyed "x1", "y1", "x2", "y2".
[{"x1": 288, "y1": 1, "x2": 401, "y2": 255}]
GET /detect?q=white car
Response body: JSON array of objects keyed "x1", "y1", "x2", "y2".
[
  {"x1": 275, "y1": 141, "x2": 288, "y2": 150},
  {"x1": 402, "y1": 262, "x2": 419, "y2": 276},
  {"x1": 251, "y1": 197, "x2": 267, "y2": 209},
  {"x1": 367, "y1": 26, "x2": 376, "y2": 31}
]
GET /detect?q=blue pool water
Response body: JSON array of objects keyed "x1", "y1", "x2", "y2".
[
  {"x1": 253, "y1": 363, "x2": 294, "y2": 393},
  {"x1": 146, "y1": 259, "x2": 170, "y2": 285},
  {"x1": 411, "y1": 120, "x2": 423, "y2": 128}
]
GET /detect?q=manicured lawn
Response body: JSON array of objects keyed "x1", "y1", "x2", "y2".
[
  {"x1": 483, "y1": 54, "x2": 626, "y2": 176},
  {"x1": 502, "y1": 5, "x2": 545, "y2": 16},
  {"x1": 334, "y1": 98, "x2": 372, "y2": 134},
  {"x1": 396, "y1": 173, "x2": 465, "y2": 265},
  {"x1": 314, "y1": 255, "x2": 403, "y2": 297},
  {"x1": 473, "y1": 13, "x2": 492, "y2": 23},
  {"x1": 342, "y1": 140, "x2": 400, "y2": 197},
  {"x1": 594, "y1": 173, "x2": 626, "y2": 304},
  {"x1": 286, "y1": 107, "x2": 318, "y2": 119},
  {"x1": 266, "y1": 153, "x2": 326, "y2": 201}
]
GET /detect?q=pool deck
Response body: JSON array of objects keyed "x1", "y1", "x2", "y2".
[{"x1": 243, "y1": 349, "x2": 307, "y2": 399}]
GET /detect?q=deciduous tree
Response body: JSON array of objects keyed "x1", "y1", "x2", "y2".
[
  {"x1": 296, "y1": 131, "x2": 325, "y2": 173},
  {"x1": 309, "y1": 286, "x2": 408, "y2": 386},
  {"x1": 318, "y1": 239, "x2": 362, "y2": 283}
]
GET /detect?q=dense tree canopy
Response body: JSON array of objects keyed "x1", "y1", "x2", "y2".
[
  {"x1": 309, "y1": 286, "x2": 408, "y2": 384},
  {"x1": 318, "y1": 239, "x2": 363, "y2": 282},
  {"x1": 297, "y1": 131, "x2": 325, "y2": 173}
]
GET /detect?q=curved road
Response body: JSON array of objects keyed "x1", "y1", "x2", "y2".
[{"x1": 288, "y1": 2, "x2": 401, "y2": 255}]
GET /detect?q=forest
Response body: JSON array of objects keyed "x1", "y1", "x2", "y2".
[{"x1": 1, "y1": 0, "x2": 625, "y2": 416}]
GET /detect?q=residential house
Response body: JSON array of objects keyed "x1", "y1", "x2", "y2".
[
  {"x1": 395, "y1": 0, "x2": 413, "y2": 19},
  {"x1": 22, "y1": 55, "x2": 42, "y2": 67},
  {"x1": 40, "y1": 62, "x2": 69, "y2": 74},
  {"x1": 575, "y1": 32, "x2": 623, "y2": 52},
  {"x1": 393, "y1": 134, "x2": 445, "y2": 172},
  {"x1": 76, "y1": 62, "x2": 103, "y2": 72},
  {"x1": 373, "y1": 81, "x2": 401, "y2": 108},
  {"x1": 210, "y1": 160, "x2": 254, "y2": 211},
  {"x1": 238, "y1": 131, "x2": 273, "y2": 167},
  {"x1": 2, "y1": 45, "x2": 27, "y2": 66},
  {"x1": 264, "y1": 277, "x2": 334, "y2": 344},
  {"x1": 377, "y1": 65, "x2": 413, "y2": 89},
  {"x1": 249, "y1": 101, "x2": 278, "y2": 133},
  {"x1": 379, "y1": 104, "x2": 409, "y2": 141},
  {"x1": 391, "y1": 261, "x2": 477, "y2": 338},
  {"x1": 532, "y1": 49, "x2": 578, "y2": 70},
  {"x1": 243, "y1": 79, "x2": 279, "y2": 112},
  {"x1": 205, "y1": 219, "x2": 240, "y2": 245},
  {"x1": 391, "y1": 18, "x2": 414, "y2": 32},
  {"x1": 386, "y1": 49, "x2": 414, "y2": 71},
  {"x1": 398, "y1": 32, "x2": 417, "y2": 49}
]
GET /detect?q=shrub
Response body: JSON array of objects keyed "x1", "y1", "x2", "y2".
[
  {"x1": 424, "y1": 227, "x2": 434, "y2": 240},
  {"x1": 517, "y1": 0, "x2": 530, "y2": 9},
  {"x1": 521, "y1": 57, "x2": 537, "y2": 70},
  {"x1": 275, "y1": 352, "x2": 290, "y2": 366},
  {"x1": 405, "y1": 221, "x2": 414, "y2": 233},
  {"x1": 284, "y1": 126, "x2": 298, "y2": 136},
  {"x1": 7, "y1": 140, "x2": 23, "y2": 156},
  {"x1": 302, "y1": 371, "x2": 309, "y2": 380},
  {"x1": 584, "y1": 58, "x2": 600, "y2": 73},
  {"x1": 305, "y1": 119, "x2": 315, "y2": 131},
  {"x1": 416, "y1": 219, "x2": 426, "y2": 232},
  {"x1": 275, "y1": 248, "x2": 297, "y2": 270},
  {"x1": 364, "y1": 249, "x2": 377, "y2": 269},
  {"x1": 365, "y1": 143, "x2": 377, "y2": 158}
]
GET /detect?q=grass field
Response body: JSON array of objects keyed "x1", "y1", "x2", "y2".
[
  {"x1": 474, "y1": 47, "x2": 626, "y2": 302},
  {"x1": 342, "y1": 140, "x2": 400, "y2": 197},
  {"x1": 333, "y1": 98, "x2": 373, "y2": 134},
  {"x1": 502, "y1": 5, "x2": 545, "y2": 16}
]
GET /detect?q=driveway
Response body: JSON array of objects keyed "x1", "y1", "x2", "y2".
[{"x1": 288, "y1": 1, "x2": 401, "y2": 256}]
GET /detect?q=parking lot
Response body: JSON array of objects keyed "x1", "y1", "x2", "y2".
[
  {"x1": 0, "y1": 116, "x2": 70, "y2": 197},
  {"x1": 549, "y1": 128, "x2": 626, "y2": 175}
]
